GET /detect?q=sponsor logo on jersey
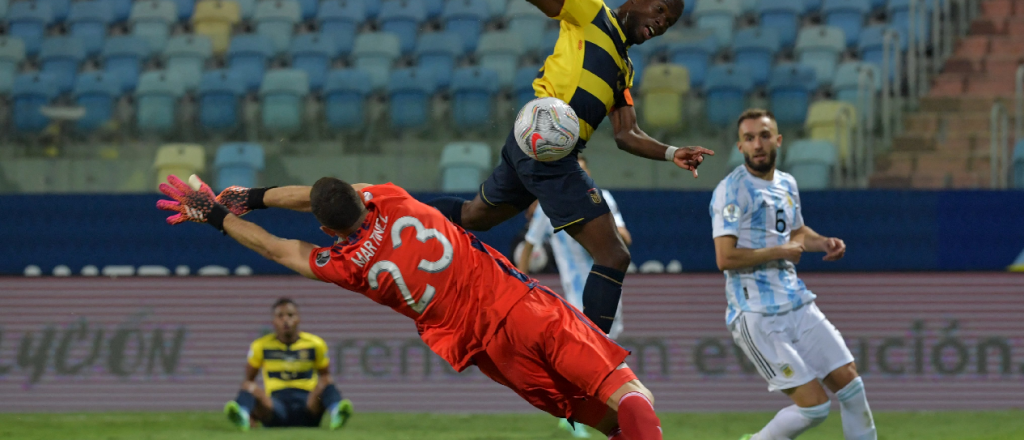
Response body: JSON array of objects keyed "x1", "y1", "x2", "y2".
[
  {"x1": 723, "y1": 204, "x2": 740, "y2": 223},
  {"x1": 781, "y1": 364, "x2": 794, "y2": 378},
  {"x1": 315, "y1": 250, "x2": 330, "y2": 267},
  {"x1": 588, "y1": 188, "x2": 602, "y2": 204}
]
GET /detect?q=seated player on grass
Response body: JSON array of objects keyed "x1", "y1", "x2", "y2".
[{"x1": 223, "y1": 297, "x2": 354, "y2": 431}]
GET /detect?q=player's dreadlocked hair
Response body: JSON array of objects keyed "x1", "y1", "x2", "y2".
[
  {"x1": 736, "y1": 108, "x2": 776, "y2": 130},
  {"x1": 310, "y1": 177, "x2": 366, "y2": 232},
  {"x1": 272, "y1": 297, "x2": 296, "y2": 310}
]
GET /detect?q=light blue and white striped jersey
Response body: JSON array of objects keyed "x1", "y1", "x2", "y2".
[
  {"x1": 525, "y1": 190, "x2": 625, "y2": 308},
  {"x1": 710, "y1": 165, "x2": 816, "y2": 324}
]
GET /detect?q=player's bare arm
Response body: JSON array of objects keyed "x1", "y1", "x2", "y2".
[
  {"x1": 516, "y1": 241, "x2": 536, "y2": 274},
  {"x1": 617, "y1": 226, "x2": 632, "y2": 247},
  {"x1": 791, "y1": 226, "x2": 846, "y2": 261},
  {"x1": 222, "y1": 214, "x2": 320, "y2": 280},
  {"x1": 713, "y1": 235, "x2": 804, "y2": 271},
  {"x1": 524, "y1": 0, "x2": 564, "y2": 17},
  {"x1": 240, "y1": 363, "x2": 260, "y2": 392},
  {"x1": 218, "y1": 184, "x2": 372, "y2": 215},
  {"x1": 608, "y1": 104, "x2": 713, "y2": 178}
]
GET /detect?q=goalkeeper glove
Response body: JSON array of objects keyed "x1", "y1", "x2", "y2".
[
  {"x1": 156, "y1": 174, "x2": 230, "y2": 232},
  {"x1": 215, "y1": 186, "x2": 277, "y2": 216}
]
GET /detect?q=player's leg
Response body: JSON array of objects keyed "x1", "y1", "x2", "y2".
[
  {"x1": 823, "y1": 363, "x2": 876, "y2": 440},
  {"x1": 306, "y1": 378, "x2": 353, "y2": 430},
  {"x1": 225, "y1": 382, "x2": 273, "y2": 430}
]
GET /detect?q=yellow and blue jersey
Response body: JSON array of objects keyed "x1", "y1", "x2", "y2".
[
  {"x1": 535, "y1": 0, "x2": 635, "y2": 143},
  {"x1": 247, "y1": 332, "x2": 329, "y2": 395}
]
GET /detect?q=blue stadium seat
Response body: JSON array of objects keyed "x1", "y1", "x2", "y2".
[
  {"x1": 703, "y1": 64, "x2": 753, "y2": 128},
  {"x1": 767, "y1": 62, "x2": 816, "y2": 126},
  {"x1": 215, "y1": 143, "x2": 264, "y2": 190},
  {"x1": 422, "y1": 0, "x2": 443, "y2": 17},
  {"x1": 352, "y1": 32, "x2": 402, "y2": 90},
  {"x1": 318, "y1": 0, "x2": 365, "y2": 57},
  {"x1": 1013, "y1": 140, "x2": 1024, "y2": 189},
  {"x1": 832, "y1": 61, "x2": 881, "y2": 113},
  {"x1": 782, "y1": 139, "x2": 838, "y2": 189},
  {"x1": 632, "y1": 55, "x2": 646, "y2": 89},
  {"x1": 507, "y1": 0, "x2": 546, "y2": 54},
  {"x1": 0, "y1": 0, "x2": 9, "y2": 17},
  {"x1": 295, "y1": 0, "x2": 317, "y2": 20},
  {"x1": 0, "y1": 38, "x2": 26, "y2": 94},
  {"x1": 803, "y1": 0, "x2": 822, "y2": 13},
  {"x1": 109, "y1": 0, "x2": 132, "y2": 22},
  {"x1": 822, "y1": 0, "x2": 869, "y2": 48},
  {"x1": 440, "y1": 142, "x2": 491, "y2": 192},
  {"x1": 387, "y1": 67, "x2": 434, "y2": 129},
  {"x1": 72, "y1": 71, "x2": 122, "y2": 133},
  {"x1": 795, "y1": 25, "x2": 845, "y2": 84},
  {"x1": 323, "y1": 68, "x2": 373, "y2": 131},
  {"x1": 665, "y1": 33, "x2": 718, "y2": 89},
  {"x1": 8, "y1": 1, "x2": 53, "y2": 57},
  {"x1": 237, "y1": 0, "x2": 256, "y2": 19},
  {"x1": 379, "y1": 0, "x2": 427, "y2": 55},
  {"x1": 102, "y1": 36, "x2": 149, "y2": 93},
  {"x1": 290, "y1": 34, "x2": 337, "y2": 91},
  {"x1": 731, "y1": 27, "x2": 780, "y2": 87},
  {"x1": 254, "y1": 0, "x2": 302, "y2": 54},
  {"x1": 693, "y1": 0, "x2": 742, "y2": 46},
  {"x1": 259, "y1": 69, "x2": 309, "y2": 136},
  {"x1": 858, "y1": 25, "x2": 905, "y2": 81},
  {"x1": 136, "y1": 71, "x2": 185, "y2": 135},
  {"x1": 442, "y1": 0, "x2": 489, "y2": 54},
  {"x1": 476, "y1": 30, "x2": 524, "y2": 87},
  {"x1": 513, "y1": 65, "x2": 540, "y2": 109},
  {"x1": 605, "y1": 0, "x2": 626, "y2": 8},
  {"x1": 450, "y1": 67, "x2": 499, "y2": 128},
  {"x1": 541, "y1": 27, "x2": 559, "y2": 58},
  {"x1": 68, "y1": 1, "x2": 113, "y2": 57},
  {"x1": 683, "y1": 0, "x2": 695, "y2": 15},
  {"x1": 198, "y1": 69, "x2": 246, "y2": 134},
  {"x1": 415, "y1": 32, "x2": 460, "y2": 90},
  {"x1": 756, "y1": 0, "x2": 802, "y2": 49},
  {"x1": 740, "y1": 0, "x2": 757, "y2": 14},
  {"x1": 11, "y1": 73, "x2": 58, "y2": 133},
  {"x1": 227, "y1": 34, "x2": 275, "y2": 93},
  {"x1": 39, "y1": 36, "x2": 85, "y2": 94},
  {"x1": 887, "y1": 0, "x2": 933, "y2": 43},
  {"x1": 483, "y1": 0, "x2": 505, "y2": 19},
  {"x1": 170, "y1": 0, "x2": 195, "y2": 21},
  {"x1": 364, "y1": 0, "x2": 381, "y2": 18},
  {"x1": 163, "y1": 34, "x2": 213, "y2": 91},
  {"x1": 130, "y1": 0, "x2": 178, "y2": 55},
  {"x1": 39, "y1": 0, "x2": 70, "y2": 22}
]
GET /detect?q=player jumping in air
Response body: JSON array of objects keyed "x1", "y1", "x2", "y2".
[
  {"x1": 224, "y1": 298, "x2": 354, "y2": 431},
  {"x1": 711, "y1": 109, "x2": 876, "y2": 440},
  {"x1": 428, "y1": 0, "x2": 713, "y2": 335},
  {"x1": 157, "y1": 178, "x2": 666, "y2": 440}
]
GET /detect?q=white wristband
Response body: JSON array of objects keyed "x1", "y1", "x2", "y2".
[{"x1": 664, "y1": 146, "x2": 678, "y2": 162}]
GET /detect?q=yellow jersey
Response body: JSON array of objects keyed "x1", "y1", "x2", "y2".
[
  {"x1": 246, "y1": 332, "x2": 329, "y2": 395},
  {"x1": 535, "y1": 0, "x2": 635, "y2": 143}
]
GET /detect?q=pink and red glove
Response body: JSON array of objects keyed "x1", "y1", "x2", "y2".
[
  {"x1": 156, "y1": 174, "x2": 230, "y2": 231},
  {"x1": 215, "y1": 185, "x2": 275, "y2": 216}
]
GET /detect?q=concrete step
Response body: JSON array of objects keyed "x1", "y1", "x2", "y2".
[
  {"x1": 965, "y1": 75, "x2": 1018, "y2": 95},
  {"x1": 971, "y1": 17, "x2": 1008, "y2": 35},
  {"x1": 988, "y1": 36, "x2": 1024, "y2": 55},
  {"x1": 930, "y1": 74, "x2": 967, "y2": 95},
  {"x1": 868, "y1": 173, "x2": 912, "y2": 188},
  {"x1": 983, "y1": 54, "x2": 1024, "y2": 76},
  {"x1": 953, "y1": 35, "x2": 991, "y2": 58},
  {"x1": 911, "y1": 171, "x2": 990, "y2": 189},
  {"x1": 982, "y1": 0, "x2": 1016, "y2": 18},
  {"x1": 892, "y1": 134, "x2": 937, "y2": 151},
  {"x1": 919, "y1": 96, "x2": 1001, "y2": 112}
]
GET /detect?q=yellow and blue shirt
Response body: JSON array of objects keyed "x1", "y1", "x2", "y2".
[{"x1": 247, "y1": 332, "x2": 329, "y2": 394}]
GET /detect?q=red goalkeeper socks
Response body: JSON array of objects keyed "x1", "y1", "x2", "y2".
[{"x1": 617, "y1": 392, "x2": 662, "y2": 440}]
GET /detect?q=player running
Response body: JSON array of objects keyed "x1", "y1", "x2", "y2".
[
  {"x1": 157, "y1": 177, "x2": 665, "y2": 440},
  {"x1": 710, "y1": 109, "x2": 876, "y2": 440},
  {"x1": 429, "y1": 0, "x2": 713, "y2": 335}
]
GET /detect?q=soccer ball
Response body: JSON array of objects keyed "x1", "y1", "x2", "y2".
[{"x1": 514, "y1": 97, "x2": 580, "y2": 162}]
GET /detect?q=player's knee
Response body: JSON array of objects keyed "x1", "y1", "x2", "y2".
[
  {"x1": 799, "y1": 401, "x2": 831, "y2": 427},
  {"x1": 595, "y1": 245, "x2": 630, "y2": 271}
]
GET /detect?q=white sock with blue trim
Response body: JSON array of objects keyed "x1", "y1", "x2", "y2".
[
  {"x1": 754, "y1": 401, "x2": 830, "y2": 440},
  {"x1": 836, "y1": 377, "x2": 876, "y2": 440}
]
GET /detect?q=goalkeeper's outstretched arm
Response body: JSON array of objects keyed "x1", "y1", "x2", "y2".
[
  {"x1": 251, "y1": 184, "x2": 372, "y2": 212},
  {"x1": 222, "y1": 213, "x2": 320, "y2": 280}
]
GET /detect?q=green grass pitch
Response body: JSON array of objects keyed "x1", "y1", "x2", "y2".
[{"x1": 2, "y1": 411, "x2": 1023, "y2": 440}]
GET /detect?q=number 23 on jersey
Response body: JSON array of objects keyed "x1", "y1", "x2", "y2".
[{"x1": 367, "y1": 216, "x2": 453, "y2": 314}]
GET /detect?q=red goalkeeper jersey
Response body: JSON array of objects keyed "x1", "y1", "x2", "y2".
[{"x1": 308, "y1": 183, "x2": 536, "y2": 371}]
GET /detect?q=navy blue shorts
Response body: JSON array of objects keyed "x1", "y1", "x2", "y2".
[
  {"x1": 480, "y1": 131, "x2": 610, "y2": 230},
  {"x1": 264, "y1": 388, "x2": 321, "y2": 428}
]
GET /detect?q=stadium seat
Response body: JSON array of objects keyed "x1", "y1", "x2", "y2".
[
  {"x1": 782, "y1": 139, "x2": 838, "y2": 189},
  {"x1": 72, "y1": 71, "x2": 122, "y2": 133},
  {"x1": 379, "y1": 0, "x2": 428, "y2": 55},
  {"x1": 215, "y1": 143, "x2": 264, "y2": 190},
  {"x1": 638, "y1": 63, "x2": 689, "y2": 131},
  {"x1": 163, "y1": 35, "x2": 213, "y2": 91},
  {"x1": 130, "y1": 0, "x2": 177, "y2": 55},
  {"x1": 11, "y1": 73, "x2": 58, "y2": 134},
  {"x1": 703, "y1": 64, "x2": 753, "y2": 128},
  {"x1": 887, "y1": 0, "x2": 932, "y2": 43},
  {"x1": 294, "y1": 0, "x2": 317, "y2": 20},
  {"x1": 795, "y1": 25, "x2": 846, "y2": 84},
  {"x1": 858, "y1": 25, "x2": 905, "y2": 81},
  {"x1": 8, "y1": 1, "x2": 54, "y2": 57},
  {"x1": 40, "y1": 0, "x2": 70, "y2": 22},
  {"x1": 259, "y1": 69, "x2": 309, "y2": 136},
  {"x1": 290, "y1": 34, "x2": 337, "y2": 92},
  {"x1": 803, "y1": 0, "x2": 822, "y2": 13},
  {"x1": 192, "y1": 0, "x2": 241, "y2": 55},
  {"x1": 0, "y1": 38, "x2": 26, "y2": 94},
  {"x1": 805, "y1": 100, "x2": 857, "y2": 161},
  {"x1": 756, "y1": 0, "x2": 802, "y2": 49},
  {"x1": 832, "y1": 61, "x2": 881, "y2": 110},
  {"x1": 541, "y1": 27, "x2": 559, "y2": 58},
  {"x1": 665, "y1": 33, "x2": 718, "y2": 89},
  {"x1": 476, "y1": 31, "x2": 525, "y2": 87},
  {"x1": 39, "y1": 36, "x2": 85, "y2": 94},
  {"x1": 731, "y1": 27, "x2": 780, "y2": 87},
  {"x1": 170, "y1": 0, "x2": 196, "y2": 21},
  {"x1": 822, "y1": 0, "x2": 869, "y2": 48},
  {"x1": 67, "y1": 0, "x2": 114, "y2": 57},
  {"x1": 364, "y1": 0, "x2": 381, "y2": 18},
  {"x1": 154, "y1": 143, "x2": 206, "y2": 189},
  {"x1": 198, "y1": 69, "x2": 246, "y2": 134},
  {"x1": 102, "y1": 36, "x2": 149, "y2": 93},
  {"x1": 440, "y1": 142, "x2": 491, "y2": 192},
  {"x1": 631, "y1": 55, "x2": 646, "y2": 89},
  {"x1": 450, "y1": 67, "x2": 500, "y2": 128},
  {"x1": 507, "y1": 0, "x2": 547, "y2": 54},
  {"x1": 135, "y1": 70, "x2": 186, "y2": 136},
  {"x1": 483, "y1": 0, "x2": 505, "y2": 18},
  {"x1": 352, "y1": 32, "x2": 402, "y2": 91},
  {"x1": 442, "y1": 0, "x2": 489, "y2": 54},
  {"x1": 227, "y1": 34, "x2": 275, "y2": 93},
  {"x1": 236, "y1": 0, "x2": 256, "y2": 18},
  {"x1": 317, "y1": 0, "x2": 364, "y2": 57},
  {"x1": 254, "y1": 0, "x2": 301, "y2": 54},
  {"x1": 0, "y1": 0, "x2": 9, "y2": 17},
  {"x1": 1013, "y1": 140, "x2": 1024, "y2": 189},
  {"x1": 109, "y1": 0, "x2": 132, "y2": 22},
  {"x1": 513, "y1": 64, "x2": 540, "y2": 109},
  {"x1": 323, "y1": 68, "x2": 373, "y2": 131},
  {"x1": 387, "y1": 67, "x2": 434, "y2": 129},
  {"x1": 693, "y1": 0, "x2": 742, "y2": 46},
  {"x1": 767, "y1": 62, "x2": 816, "y2": 127},
  {"x1": 415, "y1": 32, "x2": 461, "y2": 90}
]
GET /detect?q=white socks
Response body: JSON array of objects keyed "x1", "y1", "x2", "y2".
[
  {"x1": 754, "y1": 402, "x2": 830, "y2": 440},
  {"x1": 836, "y1": 377, "x2": 877, "y2": 440}
]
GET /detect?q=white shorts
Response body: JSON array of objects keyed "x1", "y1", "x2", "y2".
[{"x1": 729, "y1": 302, "x2": 854, "y2": 392}]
